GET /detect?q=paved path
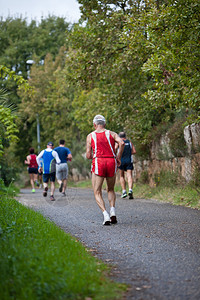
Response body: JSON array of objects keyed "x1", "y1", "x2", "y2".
[{"x1": 17, "y1": 188, "x2": 200, "y2": 300}]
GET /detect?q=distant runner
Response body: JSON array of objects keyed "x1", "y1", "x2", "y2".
[
  {"x1": 116, "y1": 132, "x2": 136, "y2": 199},
  {"x1": 24, "y1": 147, "x2": 39, "y2": 193},
  {"x1": 54, "y1": 139, "x2": 72, "y2": 197},
  {"x1": 86, "y1": 115, "x2": 124, "y2": 225},
  {"x1": 36, "y1": 142, "x2": 61, "y2": 201}
]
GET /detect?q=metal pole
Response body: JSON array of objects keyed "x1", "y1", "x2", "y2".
[{"x1": 36, "y1": 113, "x2": 40, "y2": 153}]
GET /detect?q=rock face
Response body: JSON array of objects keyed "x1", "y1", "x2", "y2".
[{"x1": 132, "y1": 123, "x2": 200, "y2": 186}]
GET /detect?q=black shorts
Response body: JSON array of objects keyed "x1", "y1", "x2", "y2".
[
  {"x1": 43, "y1": 172, "x2": 56, "y2": 183},
  {"x1": 38, "y1": 169, "x2": 43, "y2": 175},
  {"x1": 119, "y1": 162, "x2": 133, "y2": 171},
  {"x1": 28, "y1": 167, "x2": 38, "y2": 174}
]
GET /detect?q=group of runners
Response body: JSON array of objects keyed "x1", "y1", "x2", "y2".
[
  {"x1": 25, "y1": 114, "x2": 136, "y2": 225},
  {"x1": 25, "y1": 139, "x2": 72, "y2": 201}
]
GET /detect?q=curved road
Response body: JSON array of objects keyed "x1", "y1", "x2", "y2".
[{"x1": 17, "y1": 188, "x2": 200, "y2": 300}]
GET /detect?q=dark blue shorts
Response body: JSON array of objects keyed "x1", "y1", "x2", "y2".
[
  {"x1": 119, "y1": 162, "x2": 133, "y2": 171},
  {"x1": 28, "y1": 167, "x2": 38, "y2": 174},
  {"x1": 43, "y1": 172, "x2": 56, "y2": 183}
]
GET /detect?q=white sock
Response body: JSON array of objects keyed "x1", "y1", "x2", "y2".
[
  {"x1": 122, "y1": 190, "x2": 126, "y2": 194},
  {"x1": 110, "y1": 207, "x2": 115, "y2": 216},
  {"x1": 103, "y1": 210, "x2": 109, "y2": 217},
  {"x1": 129, "y1": 189, "x2": 133, "y2": 193}
]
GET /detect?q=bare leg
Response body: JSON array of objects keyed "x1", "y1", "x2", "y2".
[
  {"x1": 92, "y1": 173, "x2": 105, "y2": 212},
  {"x1": 106, "y1": 175, "x2": 116, "y2": 208},
  {"x1": 33, "y1": 173, "x2": 39, "y2": 186},
  {"x1": 38, "y1": 174, "x2": 43, "y2": 187},
  {"x1": 43, "y1": 182, "x2": 48, "y2": 189},
  {"x1": 57, "y1": 179, "x2": 62, "y2": 186},
  {"x1": 62, "y1": 178, "x2": 67, "y2": 193},
  {"x1": 42, "y1": 178, "x2": 49, "y2": 197},
  {"x1": 29, "y1": 174, "x2": 34, "y2": 189},
  {"x1": 127, "y1": 170, "x2": 133, "y2": 190},
  {"x1": 50, "y1": 181, "x2": 55, "y2": 196},
  {"x1": 106, "y1": 175, "x2": 117, "y2": 224},
  {"x1": 119, "y1": 169, "x2": 126, "y2": 191}
]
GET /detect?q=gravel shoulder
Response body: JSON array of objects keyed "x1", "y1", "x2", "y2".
[{"x1": 17, "y1": 188, "x2": 200, "y2": 300}]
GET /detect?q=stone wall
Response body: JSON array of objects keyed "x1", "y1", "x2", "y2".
[
  {"x1": 132, "y1": 123, "x2": 200, "y2": 186},
  {"x1": 69, "y1": 123, "x2": 200, "y2": 185}
]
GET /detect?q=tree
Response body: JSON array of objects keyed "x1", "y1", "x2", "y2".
[
  {"x1": 0, "y1": 16, "x2": 71, "y2": 106},
  {"x1": 142, "y1": 0, "x2": 200, "y2": 120},
  {"x1": 0, "y1": 15, "x2": 72, "y2": 160},
  {"x1": 64, "y1": 0, "x2": 152, "y2": 136},
  {"x1": 0, "y1": 66, "x2": 30, "y2": 156},
  {"x1": 18, "y1": 47, "x2": 76, "y2": 152}
]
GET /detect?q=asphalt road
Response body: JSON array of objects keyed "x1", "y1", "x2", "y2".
[{"x1": 17, "y1": 187, "x2": 200, "y2": 300}]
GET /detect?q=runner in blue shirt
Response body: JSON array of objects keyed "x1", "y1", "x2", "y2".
[
  {"x1": 54, "y1": 139, "x2": 72, "y2": 196},
  {"x1": 36, "y1": 142, "x2": 61, "y2": 201}
]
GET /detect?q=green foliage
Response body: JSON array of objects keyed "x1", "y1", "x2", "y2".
[
  {"x1": 142, "y1": 0, "x2": 200, "y2": 118},
  {"x1": 130, "y1": 181, "x2": 200, "y2": 209},
  {"x1": 0, "y1": 16, "x2": 70, "y2": 78},
  {"x1": 138, "y1": 170, "x2": 149, "y2": 184},
  {"x1": 0, "y1": 157, "x2": 20, "y2": 186},
  {"x1": 0, "y1": 178, "x2": 19, "y2": 197},
  {"x1": 153, "y1": 170, "x2": 180, "y2": 188},
  {"x1": 0, "y1": 86, "x2": 19, "y2": 156},
  {"x1": 68, "y1": 140, "x2": 91, "y2": 177},
  {"x1": 0, "y1": 196, "x2": 125, "y2": 299},
  {"x1": 18, "y1": 47, "x2": 76, "y2": 152}
]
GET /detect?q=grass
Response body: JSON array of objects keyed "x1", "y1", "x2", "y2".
[
  {"x1": 0, "y1": 181, "x2": 126, "y2": 300},
  {"x1": 68, "y1": 178, "x2": 200, "y2": 210}
]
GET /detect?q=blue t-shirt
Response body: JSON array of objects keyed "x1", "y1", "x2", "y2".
[{"x1": 54, "y1": 146, "x2": 71, "y2": 163}]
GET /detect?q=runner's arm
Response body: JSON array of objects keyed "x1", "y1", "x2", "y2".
[
  {"x1": 36, "y1": 150, "x2": 44, "y2": 166},
  {"x1": 86, "y1": 134, "x2": 92, "y2": 159},
  {"x1": 115, "y1": 142, "x2": 119, "y2": 154},
  {"x1": 111, "y1": 131, "x2": 125, "y2": 166},
  {"x1": 24, "y1": 155, "x2": 30, "y2": 165},
  {"x1": 52, "y1": 150, "x2": 61, "y2": 164},
  {"x1": 67, "y1": 153, "x2": 72, "y2": 161},
  {"x1": 131, "y1": 142, "x2": 136, "y2": 155}
]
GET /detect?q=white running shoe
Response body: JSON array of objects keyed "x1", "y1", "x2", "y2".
[{"x1": 103, "y1": 213, "x2": 111, "y2": 225}]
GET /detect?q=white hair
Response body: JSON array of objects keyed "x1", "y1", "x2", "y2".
[{"x1": 93, "y1": 114, "x2": 106, "y2": 125}]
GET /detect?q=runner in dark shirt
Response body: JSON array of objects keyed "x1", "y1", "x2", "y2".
[
  {"x1": 116, "y1": 132, "x2": 136, "y2": 199},
  {"x1": 54, "y1": 139, "x2": 72, "y2": 196}
]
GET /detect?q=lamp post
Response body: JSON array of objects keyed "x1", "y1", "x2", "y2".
[
  {"x1": 36, "y1": 113, "x2": 41, "y2": 153},
  {"x1": 26, "y1": 60, "x2": 41, "y2": 153}
]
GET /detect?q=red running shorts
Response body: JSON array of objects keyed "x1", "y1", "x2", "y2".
[{"x1": 92, "y1": 157, "x2": 117, "y2": 177}]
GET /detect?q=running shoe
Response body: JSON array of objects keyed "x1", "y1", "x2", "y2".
[
  {"x1": 103, "y1": 214, "x2": 111, "y2": 225},
  {"x1": 128, "y1": 191, "x2": 134, "y2": 199},
  {"x1": 121, "y1": 192, "x2": 127, "y2": 198},
  {"x1": 32, "y1": 189, "x2": 35, "y2": 193},
  {"x1": 50, "y1": 195, "x2": 55, "y2": 201},
  {"x1": 110, "y1": 215, "x2": 117, "y2": 224},
  {"x1": 43, "y1": 187, "x2": 48, "y2": 197},
  {"x1": 59, "y1": 182, "x2": 63, "y2": 193},
  {"x1": 62, "y1": 192, "x2": 66, "y2": 197}
]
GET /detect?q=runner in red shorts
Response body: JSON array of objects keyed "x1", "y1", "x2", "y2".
[{"x1": 86, "y1": 115, "x2": 124, "y2": 225}]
